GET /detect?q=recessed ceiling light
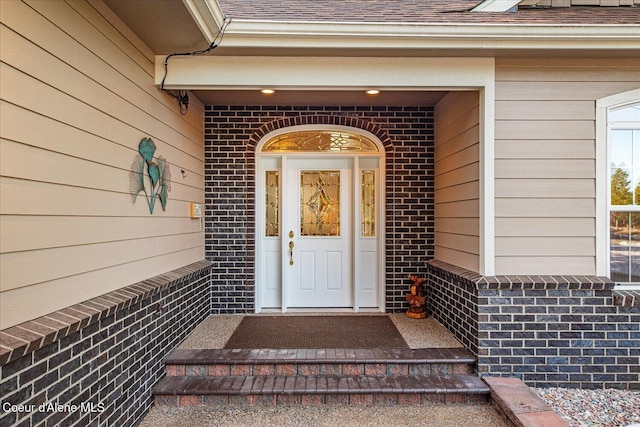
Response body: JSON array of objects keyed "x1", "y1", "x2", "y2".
[
  {"x1": 261, "y1": 89, "x2": 275, "y2": 95},
  {"x1": 366, "y1": 90, "x2": 380, "y2": 95}
]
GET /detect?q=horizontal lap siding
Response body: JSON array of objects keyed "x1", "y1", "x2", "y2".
[
  {"x1": 0, "y1": 0, "x2": 205, "y2": 327},
  {"x1": 494, "y1": 58, "x2": 640, "y2": 275},
  {"x1": 434, "y1": 91, "x2": 480, "y2": 273}
]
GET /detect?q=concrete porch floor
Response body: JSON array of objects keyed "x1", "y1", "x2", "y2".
[{"x1": 177, "y1": 313, "x2": 465, "y2": 350}]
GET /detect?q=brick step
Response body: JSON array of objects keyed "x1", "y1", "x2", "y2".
[
  {"x1": 153, "y1": 373, "x2": 490, "y2": 406},
  {"x1": 164, "y1": 348, "x2": 477, "y2": 377}
]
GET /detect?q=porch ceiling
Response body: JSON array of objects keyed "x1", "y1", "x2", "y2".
[{"x1": 191, "y1": 89, "x2": 448, "y2": 107}]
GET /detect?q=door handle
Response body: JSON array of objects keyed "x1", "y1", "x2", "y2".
[{"x1": 289, "y1": 241, "x2": 294, "y2": 265}]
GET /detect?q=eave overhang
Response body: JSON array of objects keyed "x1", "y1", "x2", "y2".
[
  {"x1": 178, "y1": 0, "x2": 639, "y2": 56},
  {"x1": 182, "y1": 0, "x2": 225, "y2": 43}
]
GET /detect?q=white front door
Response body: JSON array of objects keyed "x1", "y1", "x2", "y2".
[{"x1": 283, "y1": 158, "x2": 353, "y2": 307}]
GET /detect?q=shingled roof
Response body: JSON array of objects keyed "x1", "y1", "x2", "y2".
[{"x1": 217, "y1": 0, "x2": 640, "y2": 24}]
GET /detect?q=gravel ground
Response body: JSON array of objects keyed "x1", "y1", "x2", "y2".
[
  {"x1": 139, "y1": 404, "x2": 510, "y2": 427},
  {"x1": 535, "y1": 387, "x2": 640, "y2": 427}
]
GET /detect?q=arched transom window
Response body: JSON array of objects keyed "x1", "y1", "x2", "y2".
[{"x1": 262, "y1": 130, "x2": 379, "y2": 153}]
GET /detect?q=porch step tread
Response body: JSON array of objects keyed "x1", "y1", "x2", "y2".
[
  {"x1": 165, "y1": 347, "x2": 475, "y2": 365},
  {"x1": 153, "y1": 373, "x2": 490, "y2": 396}
]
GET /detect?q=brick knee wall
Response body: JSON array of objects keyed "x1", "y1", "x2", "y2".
[
  {"x1": 426, "y1": 261, "x2": 480, "y2": 356},
  {"x1": 0, "y1": 261, "x2": 212, "y2": 427},
  {"x1": 427, "y1": 260, "x2": 640, "y2": 389},
  {"x1": 205, "y1": 106, "x2": 435, "y2": 313}
]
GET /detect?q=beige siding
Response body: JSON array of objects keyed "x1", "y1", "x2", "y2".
[
  {"x1": 434, "y1": 91, "x2": 480, "y2": 272},
  {"x1": 494, "y1": 58, "x2": 640, "y2": 275},
  {"x1": 0, "y1": 0, "x2": 205, "y2": 327}
]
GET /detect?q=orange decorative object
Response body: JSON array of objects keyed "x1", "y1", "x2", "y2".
[{"x1": 406, "y1": 275, "x2": 427, "y2": 319}]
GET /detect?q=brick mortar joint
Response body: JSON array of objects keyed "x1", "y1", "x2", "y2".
[{"x1": 0, "y1": 260, "x2": 213, "y2": 366}]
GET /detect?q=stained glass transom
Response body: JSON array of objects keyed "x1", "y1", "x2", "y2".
[
  {"x1": 262, "y1": 131, "x2": 379, "y2": 153},
  {"x1": 301, "y1": 170, "x2": 340, "y2": 236}
]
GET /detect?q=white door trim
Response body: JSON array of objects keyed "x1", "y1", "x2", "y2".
[{"x1": 255, "y1": 125, "x2": 386, "y2": 313}]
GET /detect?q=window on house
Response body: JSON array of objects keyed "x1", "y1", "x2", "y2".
[{"x1": 609, "y1": 102, "x2": 640, "y2": 285}]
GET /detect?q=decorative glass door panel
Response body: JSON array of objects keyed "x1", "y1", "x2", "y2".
[
  {"x1": 265, "y1": 171, "x2": 279, "y2": 237},
  {"x1": 361, "y1": 170, "x2": 375, "y2": 237},
  {"x1": 300, "y1": 171, "x2": 340, "y2": 236}
]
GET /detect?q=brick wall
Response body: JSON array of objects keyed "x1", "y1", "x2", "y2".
[
  {"x1": 204, "y1": 106, "x2": 435, "y2": 313},
  {"x1": 427, "y1": 260, "x2": 480, "y2": 356},
  {"x1": 0, "y1": 261, "x2": 212, "y2": 427},
  {"x1": 427, "y1": 260, "x2": 640, "y2": 389}
]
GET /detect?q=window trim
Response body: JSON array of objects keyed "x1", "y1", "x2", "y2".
[{"x1": 596, "y1": 89, "x2": 640, "y2": 288}]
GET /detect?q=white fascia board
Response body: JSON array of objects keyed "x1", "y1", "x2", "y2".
[
  {"x1": 155, "y1": 56, "x2": 495, "y2": 90},
  {"x1": 182, "y1": 0, "x2": 225, "y2": 43},
  {"x1": 221, "y1": 19, "x2": 640, "y2": 51}
]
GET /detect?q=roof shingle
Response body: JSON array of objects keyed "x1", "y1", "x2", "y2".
[{"x1": 217, "y1": 0, "x2": 640, "y2": 24}]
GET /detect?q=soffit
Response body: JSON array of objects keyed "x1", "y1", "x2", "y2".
[{"x1": 102, "y1": 0, "x2": 208, "y2": 53}]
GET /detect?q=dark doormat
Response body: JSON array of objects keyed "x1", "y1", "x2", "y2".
[{"x1": 224, "y1": 315, "x2": 408, "y2": 349}]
